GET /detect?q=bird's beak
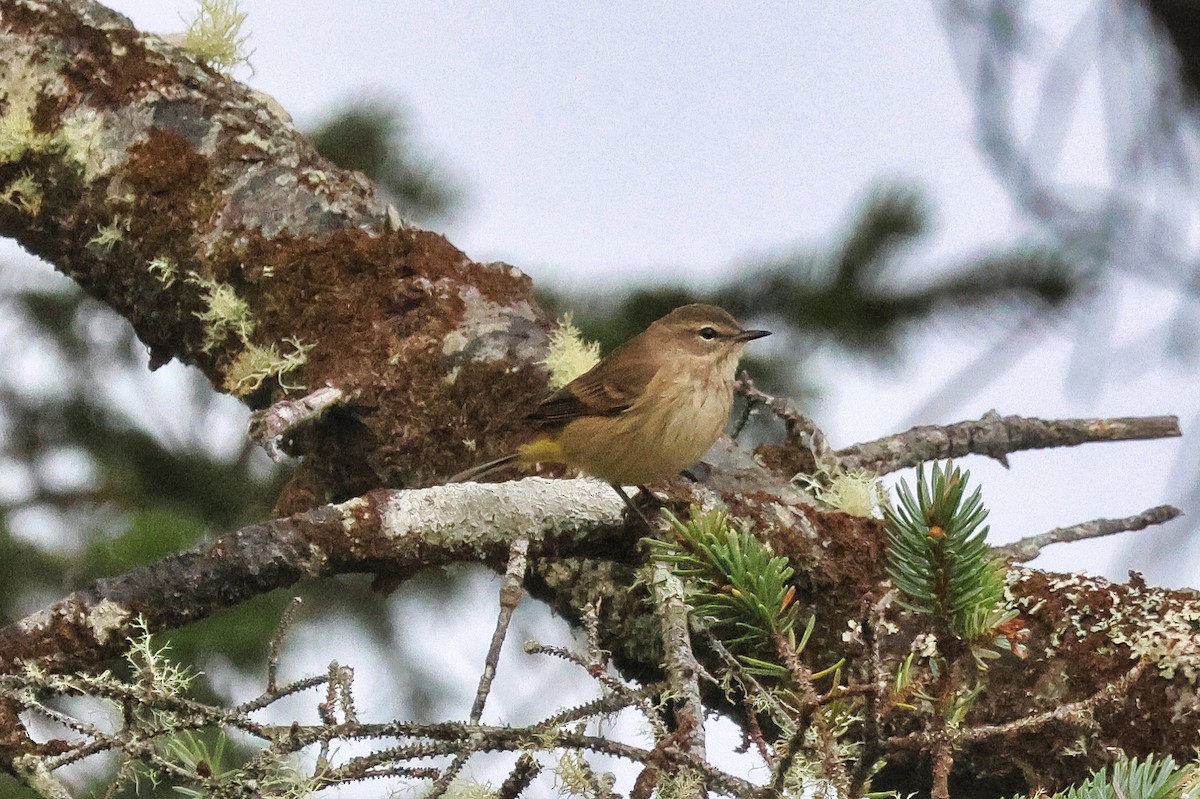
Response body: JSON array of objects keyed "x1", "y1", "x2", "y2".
[{"x1": 735, "y1": 329, "x2": 771, "y2": 342}]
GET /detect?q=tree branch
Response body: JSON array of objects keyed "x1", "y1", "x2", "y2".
[
  {"x1": 1, "y1": 463, "x2": 1198, "y2": 794},
  {"x1": 0, "y1": 0, "x2": 551, "y2": 503},
  {"x1": 0, "y1": 479, "x2": 631, "y2": 676},
  {"x1": 652, "y1": 566, "x2": 707, "y2": 767},
  {"x1": 2, "y1": 4, "x2": 1198, "y2": 797},
  {"x1": 994, "y1": 505, "x2": 1184, "y2": 563},
  {"x1": 836, "y1": 410, "x2": 1181, "y2": 474}
]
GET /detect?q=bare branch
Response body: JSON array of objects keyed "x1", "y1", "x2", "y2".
[
  {"x1": 266, "y1": 596, "x2": 304, "y2": 693},
  {"x1": 994, "y1": 506, "x2": 1184, "y2": 563},
  {"x1": 731, "y1": 385, "x2": 1177, "y2": 483},
  {"x1": 0, "y1": 479, "x2": 629, "y2": 676},
  {"x1": 837, "y1": 410, "x2": 1181, "y2": 474},
  {"x1": 471, "y1": 536, "x2": 531, "y2": 723},
  {"x1": 249, "y1": 386, "x2": 350, "y2": 460},
  {"x1": 735, "y1": 374, "x2": 839, "y2": 473},
  {"x1": 652, "y1": 566, "x2": 707, "y2": 772}
]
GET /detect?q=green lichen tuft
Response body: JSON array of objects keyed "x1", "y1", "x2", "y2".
[
  {"x1": 148, "y1": 257, "x2": 179, "y2": 288},
  {"x1": 89, "y1": 216, "x2": 131, "y2": 249},
  {"x1": 443, "y1": 780, "x2": 497, "y2": 799},
  {"x1": 0, "y1": 173, "x2": 42, "y2": 216},
  {"x1": 58, "y1": 108, "x2": 118, "y2": 182},
  {"x1": 223, "y1": 337, "x2": 313, "y2": 397},
  {"x1": 541, "y1": 312, "x2": 600, "y2": 389},
  {"x1": 180, "y1": 0, "x2": 252, "y2": 73},
  {"x1": 188, "y1": 273, "x2": 255, "y2": 352},
  {"x1": 0, "y1": 53, "x2": 53, "y2": 163},
  {"x1": 0, "y1": 102, "x2": 48, "y2": 162},
  {"x1": 798, "y1": 467, "x2": 888, "y2": 518}
]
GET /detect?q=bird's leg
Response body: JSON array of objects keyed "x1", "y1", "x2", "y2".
[
  {"x1": 610, "y1": 483, "x2": 654, "y2": 526},
  {"x1": 636, "y1": 484, "x2": 667, "y2": 510}
]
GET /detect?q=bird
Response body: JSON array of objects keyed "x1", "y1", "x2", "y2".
[{"x1": 451, "y1": 303, "x2": 770, "y2": 517}]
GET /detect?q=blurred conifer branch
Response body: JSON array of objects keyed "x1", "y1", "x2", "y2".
[{"x1": 309, "y1": 98, "x2": 462, "y2": 224}]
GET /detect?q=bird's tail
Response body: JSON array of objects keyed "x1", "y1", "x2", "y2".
[{"x1": 449, "y1": 453, "x2": 519, "y2": 484}]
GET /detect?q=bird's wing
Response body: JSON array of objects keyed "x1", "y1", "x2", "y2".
[{"x1": 526, "y1": 342, "x2": 660, "y2": 425}]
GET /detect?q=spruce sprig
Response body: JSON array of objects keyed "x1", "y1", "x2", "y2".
[
  {"x1": 1004, "y1": 755, "x2": 1192, "y2": 799},
  {"x1": 884, "y1": 462, "x2": 1013, "y2": 644},
  {"x1": 647, "y1": 509, "x2": 801, "y2": 676},
  {"x1": 1062, "y1": 756, "x2": 1189, "y2": 799}
]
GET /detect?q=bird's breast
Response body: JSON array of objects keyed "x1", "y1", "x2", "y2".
[{"x1": 555, "y1": 367, "x2": 734, "y2": 485}]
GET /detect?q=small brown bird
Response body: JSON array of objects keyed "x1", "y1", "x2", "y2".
[{"x1": 452, "y1": 304, "x2": 769, "y2": 508}]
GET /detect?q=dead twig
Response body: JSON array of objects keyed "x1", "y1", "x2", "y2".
[
  {"x1": 652, "y1": 566, "x2": 707, "y2": 771},
  {"x1": 837, "y1": 410, "x2": 1180, "y2": 475},
  {"x1": 994, "y1": 506, "x2": 1183, "y2": 563}
]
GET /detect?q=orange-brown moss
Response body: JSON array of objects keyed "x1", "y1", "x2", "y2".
[
  {"x1": 194, "y1": 223, "x2": 551, "y2": 499},
  {"x1": 4, "y1": 3, "x2": 167, "y2": 113}
]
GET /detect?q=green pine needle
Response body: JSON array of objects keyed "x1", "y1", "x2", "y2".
[
  {"x1": 647, "y1": 508, "x2": 802, "y2": 676},
  {"x1": 884, "y1": 462, "x2": 1014, "y2": 644},
  {"x1": 1004, "y1": 755, "x2": 1191, "y2": 799}
]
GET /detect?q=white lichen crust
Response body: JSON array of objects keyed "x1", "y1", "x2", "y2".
[{"x1": 1008, "y1": 567, "x2": 1200, "y2": 689}]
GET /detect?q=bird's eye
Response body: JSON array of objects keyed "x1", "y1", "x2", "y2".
[{"x1": 698, "y1": 326, "x2": 718, "y2": 340}]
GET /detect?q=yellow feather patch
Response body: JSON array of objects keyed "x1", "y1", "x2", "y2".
[{"x1": 517, "y1": 436, "x2": 566, "y2": 465}]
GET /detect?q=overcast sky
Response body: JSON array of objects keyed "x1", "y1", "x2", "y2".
[{"x1": 47, "y1": 1, "x2": 1197, "y2": 584}]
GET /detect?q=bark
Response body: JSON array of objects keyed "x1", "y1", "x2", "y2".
[
  {"x1": 0, "y1": 3, "x2": 1198, "y2": 798},
  {"x1": 0, "y1": 0, "x2": 550, "y2": 506}
]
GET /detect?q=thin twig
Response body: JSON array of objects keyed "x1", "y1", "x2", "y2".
[
  {"x1": 930, "y1": 735, "x2": 953, "y2": 799},
  {"x1": 735, "y1": 374, "x2": 839, "y2": 473},
  {"x1": 248, "y1": 385, "x2": 349, "y2": 460},
  {"x1": 471, "y1": 537, "x2": 530, "y2": 723},
  {"x1": 886, "y1": 663, "x2": 1147, "y2": 786},
  {"x1": 394, "y1": 749, "x2": 465, "y2": 799},
  {"x1": 496, "y1": 752, "x2": 542, "y2": 799},
  {"x1": 837, "y1": 410, "x2": 1181, "y2": 475},
  {"x1": 236, "y1": 675, "x2": 326, "y2": 714},
  {"x1": 310, "y1": 723, "x2": 761, "y2": 797},
  {"x1": 524, "y1": 641, "x2": 668, "y2": 739},
  {"x1": 993, "y1": 506, "x2": 1183, "y2": 562},
  {"x1": 583, "y1": 601, "x2": 610, "y2": 671},
  {"x1": 532, "y1": 684, "x2": 666, "y2": 731},
  {"x1": 957, "y1": 661, "x2": 1146, "y2": 743},
  {"x1": 768, "y1": 636, "x2": 850, "y2": 798},
  {"x1": 651, "y1": 566, "x2": 707, "y2": 770},
  {"x1": 701, "y1": 631, "x2": 778, "y2": 765},
  {"x1": 429, "y1": 537, "x2": 531, "y2": 799},
  {"x1": 848, "y1": 592, "x2": 894, "y2": 798},
  {"x1": 266, "y1": 597, "x2": 304, "y2": 694}
]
